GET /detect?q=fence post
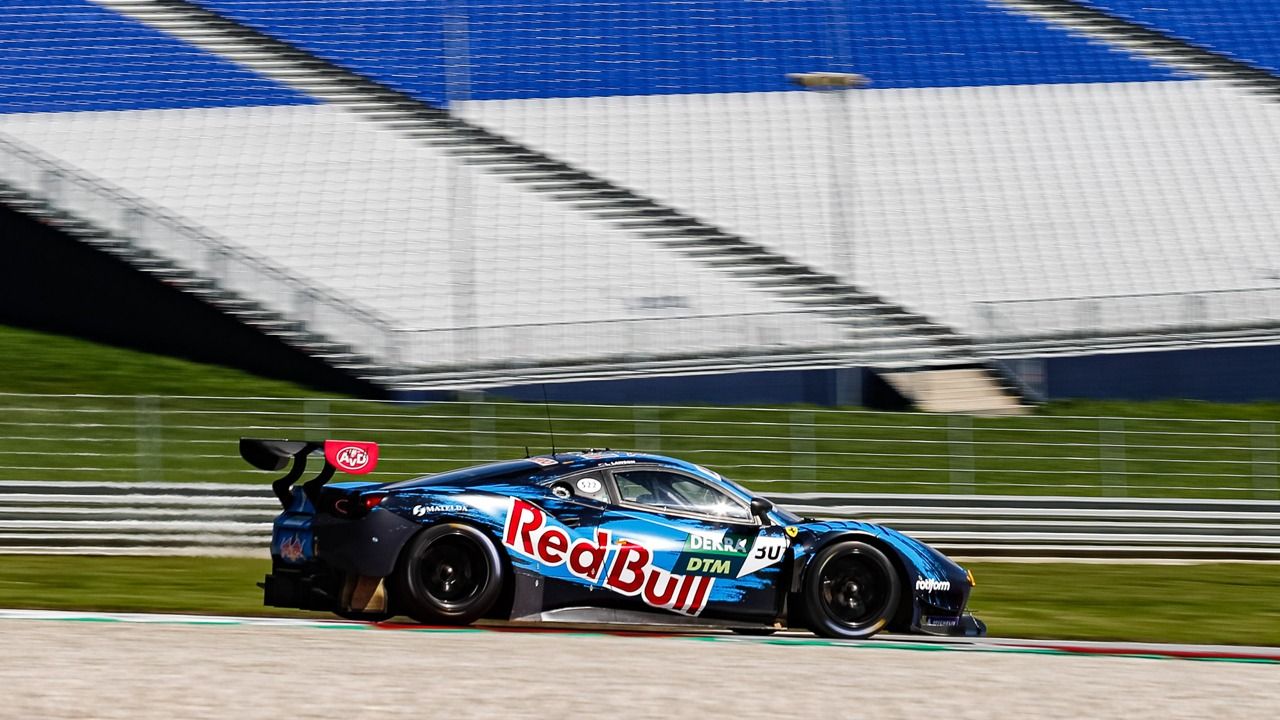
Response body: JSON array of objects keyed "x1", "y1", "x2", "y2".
[
  {"x1": 121, "y1": 207, "x2": 144, "y2": 242},
  {"x1": 1252, "y1": 421, "x2": 1277, "y2": 498},
  {"x1": 294, "y1": 289, "x2": 314, "y2": 327},
  {"x1": 633, "y1": 406, "x2": 660, "y2": 452},
  {"x1": 467, "y1": 393, "x2": 493, "y2": 462},
  {"x1": 304, "y1": 399, "x2": 330, "y2": 442},
  {"x1": 790, "y1": 410, "x2": 816, "y2": 484},
  {"x1": 206, "y1": 247, "x2": 227, "y2": 282},
  {"x1": 1100, "y1": 417, "x2": 1126, "y2": 496},
  {"x1": 40, "y1": 169, "x2": 61, "y2": 204},
  {"x1": 135, "y1": 395, "x2": 162, "y2": 482},
  {"x1": 947, "y1": 415, "x2": 974, "y2": 494}
]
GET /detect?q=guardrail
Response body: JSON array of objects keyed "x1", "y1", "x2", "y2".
[
  {"x1": 772, "y1": 492, "x2": 1280, "y2": 560},
  {"x1": 4, "y1": 482, "x2": 1278, "y2": 560},
  {"x1": 0, "y1": 481, "x2": 274, "y2": 556}
]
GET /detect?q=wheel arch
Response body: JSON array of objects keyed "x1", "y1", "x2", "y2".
[
  {"x1": 389, "y1": 516, "x2": 516, "y2": 621},
  {"x1": 791, "y1": 530, "x2": 916, "y2": 631}
]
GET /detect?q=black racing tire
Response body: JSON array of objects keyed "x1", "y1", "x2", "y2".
[
  {"x1": 391, "y1": 523, "x2": 504, "y2": 626},
  {"x1": 730, "y1": 627, "x2": 778, "y2": 636},
  {"x1": 802, "y1": 540, "x2": 900, "y2": 640}
]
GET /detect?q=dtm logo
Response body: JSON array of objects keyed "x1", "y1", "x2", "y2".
[
  {"x1": 676, "y1": 531, "x2": 787, "y2": 578},
  {"x1": 334, "y1": 446, "x2": 369, "y2": 471},
  {"x1": 915, "y1": 578, "x2": 952, "y2": 592},
  {"x1": 502, "y1": 498, "x2": 714, "y2": 616}
]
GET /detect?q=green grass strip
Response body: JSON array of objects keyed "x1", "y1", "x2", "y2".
[{"x1": 3, "y1": 556, "x2": 1280, "y2": 648}]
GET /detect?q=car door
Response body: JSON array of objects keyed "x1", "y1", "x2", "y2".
[
  {"x1": 501, "y1": 470, "x2": 621, "y2": 615},
  {"x1": 590, "y1": 465, "x2": 789, "y2": 624}
]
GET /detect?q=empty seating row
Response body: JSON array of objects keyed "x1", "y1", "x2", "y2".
[
  {"x1": 465, "y1": 78, "x2": 1280, "y2": 335},
  {"x1": 0, "y1": 104, "x2": 848, "y2": 364},
  {"x1": 189, "y1": 0, "x2": 1176, "y2": 104},
  {"x1": 1079, "y1": 0, "x2": 1280, "y2": 74},
  {"x1": 0, "y1": 0, "x2": 308, "y2": 113}
]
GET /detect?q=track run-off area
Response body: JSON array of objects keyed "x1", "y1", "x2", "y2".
[{"x1": 2, "y1": 611, "x2": 1278, "y2": 719}]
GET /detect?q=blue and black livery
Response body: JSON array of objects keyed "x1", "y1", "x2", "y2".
[{"x1": 245, "y1": 439, "x2": 985, "y2": 638}]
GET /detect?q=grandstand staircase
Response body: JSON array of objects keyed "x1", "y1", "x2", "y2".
[
  {"x1": 997, "y1": 0, "x2": 1280, "y2": 99},
  {"x1": 79, "y1": 0, "x2": 1024, "y2": 406},
  {"x1": 0, "y1": 181, "x2": 387, "y2": 380},
  {"x1": 879, "y1": 367, "x2": 1030, "y2": 415}
]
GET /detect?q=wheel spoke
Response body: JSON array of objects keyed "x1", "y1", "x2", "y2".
[
  {"x1": 418, "y1": 535, "x2": 488, "y2": 606},
  {"x1": 817, "y1": 551, "x2": 890, "y2": 630}
]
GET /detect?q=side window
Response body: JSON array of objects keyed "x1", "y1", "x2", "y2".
[
  {"x1": 614, "y1": 469, "x2": 751, "y2": 522},
  {"x1": 549, "y1": 473, "x2": 610, "y2": 503},
  {"x1": 569, "y1": 474, "x2": 610, "y2": 502}
]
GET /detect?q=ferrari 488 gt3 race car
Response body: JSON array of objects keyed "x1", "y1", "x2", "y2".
[{"x1": 243, "y1": 439, "x2": 984, "y2": 639}]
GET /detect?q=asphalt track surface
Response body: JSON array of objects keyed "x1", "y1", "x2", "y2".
[{"x1": 3, "y1": 611, "x2": 1279, "y2": 719}]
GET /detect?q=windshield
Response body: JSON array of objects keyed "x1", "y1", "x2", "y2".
[{"x1": 690, "y1": 464, "x2": 802, "y2": 524}]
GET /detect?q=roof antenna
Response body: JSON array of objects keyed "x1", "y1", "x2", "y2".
[{"x1": 541, "y1": 384, "x2": 558, "y2": 458}]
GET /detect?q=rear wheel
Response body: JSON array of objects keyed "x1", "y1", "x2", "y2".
[
  {"x1": 391, "y1": 523, "x2": 504, "y2": 625},
  {"x1": 803, "y1": 540, "x2": 900, "y2": 639}
]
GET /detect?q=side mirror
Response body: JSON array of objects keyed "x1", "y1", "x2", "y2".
[{"x1": 750, "y1": 497, "x2": 775, "y2": 521}]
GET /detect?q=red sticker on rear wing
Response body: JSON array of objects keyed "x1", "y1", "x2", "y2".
[{"x1": 324, "y1": 440, "x2": 379, "y2": 475}]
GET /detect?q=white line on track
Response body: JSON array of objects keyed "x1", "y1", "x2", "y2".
[{"x1": 2, "y1": 608, "x2": 1277, "y2": 662}]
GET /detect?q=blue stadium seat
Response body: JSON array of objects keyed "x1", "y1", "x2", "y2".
[
  {"x1": 0, "y1": 0, "x2": 309, "y2": 113},
  {"x1": 188, "y1": 0, "x2": 1178, "y2": 104},
  {"x1": 1079, "y1": 0, "x2": 1280, "y2": 74}
]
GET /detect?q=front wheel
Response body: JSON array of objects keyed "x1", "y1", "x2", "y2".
[
  {"x1": 802, "y1": 540, "x2": 900, "y2": 639},
  {"x1": 391, "y1": 523, "x2": 504, "y2": 626}
]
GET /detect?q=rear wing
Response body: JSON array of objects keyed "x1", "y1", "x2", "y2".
[{"x1": 240, "y1": 438, "x2": 379, "y2": 508}]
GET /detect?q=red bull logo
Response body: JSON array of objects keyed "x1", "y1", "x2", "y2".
[{"x1": 502, "y1": 498, "x2": 714, "y2": 616}]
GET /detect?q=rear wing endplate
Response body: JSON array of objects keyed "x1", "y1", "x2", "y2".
[{"x1": 240, "y1": 438, "x2": 379, "y2": 508}]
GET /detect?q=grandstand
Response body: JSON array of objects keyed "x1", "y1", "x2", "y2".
[
  {"x1": 1075, "y1": 1, "x2": 1280, "y2": 74},
  {"x1": 2, "y1": 0, "x2": 1279, "y2": 408}
]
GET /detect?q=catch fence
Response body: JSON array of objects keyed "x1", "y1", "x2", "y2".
[{"x1": 0, "y1": 393, "x2": 1276, "y2": 499}]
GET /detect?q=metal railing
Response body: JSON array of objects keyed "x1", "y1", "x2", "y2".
[
  {"x1": 0, "y1": 393, "x2": 1277, "y2": 499},
  {"x1": 973, "y1": 287, "x2": 1280, "y2": 342},
  {"x1": 0, "y1": 133, "x2": 403, "y2": 364},
  {"x1": 0, "y1": 133, "x2": 873, "y2": 372},
  {"x1": 393, "y1": 309, "x2": 847, "y2": 367},
  {"x1": 3, "y1": 481, "x2": 1277, "y2": 560}
]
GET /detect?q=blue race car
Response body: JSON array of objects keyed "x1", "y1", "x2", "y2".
[{"x1": 243, "y1": 439, "x2": 984, "y2": 638}]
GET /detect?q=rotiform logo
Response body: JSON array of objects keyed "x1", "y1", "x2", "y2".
[{"x1": 915, "y1": 578, "x2": 951, "y2": 592}]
